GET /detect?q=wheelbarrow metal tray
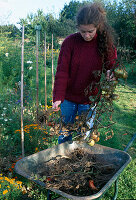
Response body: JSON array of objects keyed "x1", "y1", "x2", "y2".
[{"x1": 15, "y1": 142, "x2": 131, "y2": 200}]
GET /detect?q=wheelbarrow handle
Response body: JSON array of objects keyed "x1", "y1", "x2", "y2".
[
  {"x1": 124, "y1": 133, "x2": 136, "y2": 152},
  {"x1": 112, "y1": 133, "x2": 136, "y2": 200}
]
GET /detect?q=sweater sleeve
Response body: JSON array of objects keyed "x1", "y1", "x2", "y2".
[
  {"x1": 104, "y1": 45, "x2": 117, "y2": 70},
  {"x1": 53, "y1": 36, "x2": 73, "y2": 103}
]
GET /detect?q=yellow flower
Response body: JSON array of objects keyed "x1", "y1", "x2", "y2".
[
  {"x1": 33, "y1": 124, "x2": 38, "y2": 126},
  {"x1": 14, "y1": 130, "x2": 21, "y2": 133},
  {"x1": 3, "y1": 189, "x2": 8, "y2": 195},
  {"x1": 0, "y1": 184, "x2": 1, "y2": 188},
  {"x1": 9, "y1": 179, "x2": 14, "y2": 184},
  {"x1": 16, "y1": 181, "x2": 22, "y2": 185},
  {"x1": 0, "y1": 177, "x2": 3, "y2": 180},
  {"x1": 5, "y1": 177, "x2": 10, "y2": 182}
]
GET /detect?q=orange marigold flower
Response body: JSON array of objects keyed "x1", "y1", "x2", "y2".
[
  {"x1": 14, "y1": 130, "x2": 21, "y2": 133},
  {"x1": 11, "y1": 163, "x2": 15, "y2": 168},
  {"x1": 9, "y1": 179, "x2": 14, "y2": 184},
  {"x1": 5, "y1": 177, "x2": 10, "y2": 182},
  {"x1": 9, "y1": 168, "x2": 13, "y2": 172},
  {"x1": 16, "y1": 181, "x2": 22, "y2": 185},
  {"x1": 3, "y1": 189, "x2": 8, "y2": 195}
]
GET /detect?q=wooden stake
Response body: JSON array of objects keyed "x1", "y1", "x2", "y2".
[
  {"x1": 52, "y1": 33, "x2": 54, "y2": 105},
  {"x1": 21, "y1": 24, "x2": 25, "y2": 158},
  {"x1": 44, "y1": 32, "x2": 47, "y2": 111},
  {"x1": 36, "y1": 28, "x2": 39, "y2": 122},
  {"x1": 35, "y1": 25, "x2": 41, "y2": 121}
]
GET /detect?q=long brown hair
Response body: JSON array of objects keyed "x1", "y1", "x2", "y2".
[{"x1": 76, "y1": 2, "x2": 116, "y2": 64}]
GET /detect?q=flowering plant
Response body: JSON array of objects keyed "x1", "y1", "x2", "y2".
[{"x1": 0, "y1": 174, "x2": 26, "y2": 200}]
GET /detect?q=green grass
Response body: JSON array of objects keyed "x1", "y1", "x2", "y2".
[
  {"x1": 98, "y1": 83, "x2": 136, "y2": 200},
  {"x1": 97, "y1": 64, "x2": 136, "y2": 200}
]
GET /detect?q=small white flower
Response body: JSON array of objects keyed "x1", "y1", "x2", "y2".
[
  {"x1": 5, "y1": 53, "x2": 9, "y2": 57},
  {"x1": 4, "y1": 119, "x2": 8, "y2": 122},
  {"x1": 18, "y1": 81, "x2": 21, "y2": 86},
  {"x1": 29, "y1": 66, "x2": 33, "y2": 70},
  {"x1": 3, "y1": 107, "x2": 7, "y2": 110},
  {"x1": 27, "y1": 61, "x2": 33, "y2": 64}
]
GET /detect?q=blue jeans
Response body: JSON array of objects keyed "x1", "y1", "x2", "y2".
[
  {"x1": 61, "y1": 99, "x2": 90, "y2": 124},
  {"x1": 58, "y1": 100, "x2": 92, "y2": 144}
]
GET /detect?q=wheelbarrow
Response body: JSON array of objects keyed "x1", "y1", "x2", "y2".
[{"x1": 15, "y1": 134, "x2": 136, "y2": 200}]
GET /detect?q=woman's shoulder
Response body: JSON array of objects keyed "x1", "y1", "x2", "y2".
[
  {"x1": 63, "y1": 32, "x2": 81, "y2": 44},
  {"x1": 66, "y1": 32, "x2": 80, "y2": 39}
]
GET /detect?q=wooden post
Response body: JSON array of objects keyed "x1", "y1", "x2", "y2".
[
  {"x1": 51, "y1": 33, "x2": 54, "y2": 105},
  {"x1": 21, "y1": 24, "x2": 25, "y2": 158},
  {"x1": 44, "y1": 33, "x2": 47, "y2": 111},
  {"x1": 35, "y1": 24, "x2": 41, "y2": 122}
]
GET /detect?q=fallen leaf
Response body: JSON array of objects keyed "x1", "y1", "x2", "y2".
[
  {"x1": 46, "y1": 177, "x2": 51, "y2": 181},
  {"x1": 76, "y1": 184, "x2": 80, "y2": 189},
  {"x1": 89, "y1": 180, "x2": 98, "y2": 190}
]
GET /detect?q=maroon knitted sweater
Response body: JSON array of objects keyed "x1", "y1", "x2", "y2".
[{"x1": 53, "y1": 32, "x2": 117, "y2": 104}]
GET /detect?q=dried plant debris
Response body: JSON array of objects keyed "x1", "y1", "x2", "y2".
[
  {"x1": 37, "y1": 61, "x2": 128, "y2": 143},
  {"x1": 38, "y1": 148, "x2": 118, "y2": 196}
]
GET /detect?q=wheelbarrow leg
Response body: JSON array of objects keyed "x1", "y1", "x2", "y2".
[
  {"x1": 112, "y1": 133, "x2": 136, "y2": 200},
  {"x1": 47, "y1": 190, "x2": 52, "y2": 200},
  {"x1": 112, "y1": 179, "x2": 118, "y2": 200}
]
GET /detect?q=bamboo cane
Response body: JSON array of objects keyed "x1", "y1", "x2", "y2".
[
  {"x1": 52, "y1": 33, "x2": 54, "y2": 105},
  {"x1": 44, "y1": 32, "x2": 47, "y2": 111},
  {"x1": 35, "y1": 25, "x2": 42, "y2": 121},
  {"x1": 36, "y1": 28, "x2": 39, "y2": 122},
  {"x1": 21, "y1": 24, "x2": 24, "y2": 158}
]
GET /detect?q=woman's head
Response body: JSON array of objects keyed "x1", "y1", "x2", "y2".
[
  {"x1": 76, "y1": 2, "x2": 116, "y2": 60},
  {"x1": 76, "y1": 3, "x2": 106, "y2": 29},
  {"x1": 78, "y1": 24, "x2": 97, "y2": 41}
]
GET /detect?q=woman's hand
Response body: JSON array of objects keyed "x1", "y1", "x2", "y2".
[
  {"x1": 52, "y1": 100, "x2": 61, "y2": 111},
  {"x1": 106, "y1": 70, "x2": 116, "y2": 81}
]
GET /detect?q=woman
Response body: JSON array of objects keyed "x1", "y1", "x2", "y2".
[{"x1": 52, "y1": 3, "x2": 117, "y2": 143}]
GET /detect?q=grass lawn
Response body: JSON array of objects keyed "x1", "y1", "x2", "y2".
[{"x1": 99, "y1": 82, "x2": 136, "y2": 200}]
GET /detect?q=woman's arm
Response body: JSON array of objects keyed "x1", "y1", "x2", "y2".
[{"x1": 53, "y1": 36, "x2": 73, "y2": 103}]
